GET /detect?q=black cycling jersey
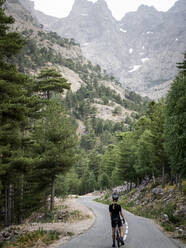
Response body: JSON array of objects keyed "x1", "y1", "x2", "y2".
[
  {"x1": 109, "y1": 203, "x2": 122, "y2": 228},
  {"x1": 109, "y1": 203, "x2": 122, "y2": 220}
]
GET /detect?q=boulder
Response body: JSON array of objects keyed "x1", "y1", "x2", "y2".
[
  {"x1": 151, "y1": 188, "x2": 164, "y2": 195},
  {"x1": 162, "y1": 213, "x2": 169, "y2": 223}
]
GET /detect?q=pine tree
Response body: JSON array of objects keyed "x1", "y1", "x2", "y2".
[
  {"x1": 0, "y1": 0, "x2": 25, "y2": 62},
  {"x1": 36, "y1": 67, "x2": 70, "y2": 100},
  {"x1": 164, "y1": 63, "x2": 186, "y2": 192},
  {"x1": 0, "y1": 0, "x2": 31, "y2": 226},
  {"x1": 118, "y1": 132, "x2": 137, "y2": 188},
  {"x1": 176, "y1": 53, "x2": 186, "y2": 74},
  {"x1": 32, "y1": 100, "x2": 78, "y2": 211}
]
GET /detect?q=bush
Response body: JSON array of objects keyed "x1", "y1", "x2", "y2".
[
  {"x1": 0, "y1": 229, "x2": 60, "y2": 248},
  {"x1": 182, "y1": 180, "x2": 186, "y2": 195}
]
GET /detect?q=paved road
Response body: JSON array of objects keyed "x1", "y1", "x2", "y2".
[{"x1": 57, "y1": 196, "x2": 185, "y2": 248}]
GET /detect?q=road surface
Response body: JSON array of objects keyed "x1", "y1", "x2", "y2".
[{"x1": 57, "y1": 196, "x2": 185, "y2": 248}]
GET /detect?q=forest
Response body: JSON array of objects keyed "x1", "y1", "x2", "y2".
[{"x1": 0, "y1": 0, "x2": 185, "y2": 229}]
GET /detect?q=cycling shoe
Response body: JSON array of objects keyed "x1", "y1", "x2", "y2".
[{"x1": 120, "y1": 238, "x2": 124, "y2": 245}]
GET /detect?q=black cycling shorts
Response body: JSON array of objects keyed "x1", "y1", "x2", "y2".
[{"x1": 111, "y1": 218, "x2": 122, "y2": 228}]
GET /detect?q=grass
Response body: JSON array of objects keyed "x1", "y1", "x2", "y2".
[{"x1": 0, "y1": 228, "x2": 60, "y2": 248}]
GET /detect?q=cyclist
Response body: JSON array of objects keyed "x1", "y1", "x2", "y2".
[{"x1": 109, "y1": 193, "x2": 125, "y2": 247}]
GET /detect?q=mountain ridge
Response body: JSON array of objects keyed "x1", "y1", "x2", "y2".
[
  {"x1": 27, "y1": 0, "x2": 186, "y2": 99},
  {"x1": 6, "y1": 0, "x2": 148, "y2": 126}
]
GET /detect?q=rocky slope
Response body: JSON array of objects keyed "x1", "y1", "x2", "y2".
[
  {"x1": 30, "y1": 0, "x2": 186, "y2": 99},
  {"x1": 99, "y1": 179, "x2": 186, "y2": 242},
  {"x1": 5, "y1": 0, "x2": 147, "y2": 125}
]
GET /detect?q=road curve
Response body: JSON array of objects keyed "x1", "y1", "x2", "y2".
[{"x1": 57, "y1": 196, "x2": 185, "y2": 248}]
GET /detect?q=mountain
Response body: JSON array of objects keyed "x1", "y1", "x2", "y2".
[
  {"x1": 18, "y1": 0, "x2": 59, "y2": 29},
  {"x1": 32, "y1": 0, "x2": 186, "y2": 99},
  {"x1": 5, "y1": 0, "x2": 148, "y2": 126}
]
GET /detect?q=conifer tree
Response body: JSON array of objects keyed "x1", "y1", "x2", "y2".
[
  {"x1": 0, "y1": 0, "x2": 31, "y2": 226},
  {"x1": 32, "y1": 100, "x2": 78, "y2": 211},
  {"x1": 118, "y1": 132, "x2": 137, "y2": 188},
  {"x1": 0, "y1": 1, "x2": 45, "y2": 226},
  {"x1": 164, "y1": 58, "x2": 186, "y2": 192},
  {"x1": 36, "y1": 68, "x2": 70, "y2": 100}
]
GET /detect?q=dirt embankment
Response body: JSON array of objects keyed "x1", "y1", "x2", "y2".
[
  {"x1": 48, "y1": 196, "x2": 95, "y2": 247},
  {"x1": 0, "y1": 195, "x2": 96, "y2": 248}
]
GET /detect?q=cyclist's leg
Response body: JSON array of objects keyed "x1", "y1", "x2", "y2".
[
  {"x1": 112, "y1": 227, "x2": 116, "y2": 241},
  {"x1": 119, "y1": 225, "x2": 124, "y2": 245},
  {"x1": 119, "y1": 225, "x2": 124, "y2": 239}
]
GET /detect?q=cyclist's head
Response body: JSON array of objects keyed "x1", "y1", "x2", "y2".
[{"x1": 112, "y1": 192, "x2": 119, "y2": 202}]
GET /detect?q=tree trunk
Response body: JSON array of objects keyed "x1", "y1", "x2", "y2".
[
  {"x1": 137, "y1": 177, "x2": 140, "y2": 187},
  {"x1": 47, "y1": 90, "x2": 50, "y2": 100},
  {"x1": 11, "y1": 185, "x2": 14, "y2": 225},
  {"x1": 162, "y1": 164, "x2": 165, "y2": 189},
  {"x1": 4, "y1": 186, "x2": 8, "y2": 227},
  {"x1": 152, "y1": 171, "x2": 156, "y2": 184},
  {"x1": 50, "y1": 178, "x2": 55, "y2": 212},
  {"x1": 170, "y1": 169, "x2": 174, "y2": 186},
  {"x1": 178, "y1": 174, "x2": 182, "y2": 193},
  {"x1": 18, "y1": 174, "x2": 24, "y2": 224},
  {"x1": 175, "y1": 174, "x2": 178, "y2": 189},
  {"x1": 129, "y1": 182, "x2": 132, "y2": 191},
  {"x1": 7, "y1": 184, "x2": 12, "y2": 226},
  {"x1": 126, "y1": 182, "x2": 129, "y2": 192}
]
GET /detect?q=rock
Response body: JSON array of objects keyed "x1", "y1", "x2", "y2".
[
  {"x1": 57, "y1": 210, "x2": 69, "y2": 220},
  {"x1": 175, "y1": 226, "x2": 185, "y2": 236},
  {"x1": 139, "y1": 185, "x2": 146, "y2": 192},
  {"x1": 162, "y1": 214, "x2": 169, "y2": 223},
  {"x1": 174, "y1": 204, "x2": 186, "y2": 217},
  {"x1": 178, "y1": 228, "x2": 184, "y2": 236},
  {"x1": 0, "y1": 233, "x2": 4, "y2": 242},
  {"x1": 3, "y1": 231, "x2": 10, "y2": 238},
  {"x1": 152, "y1": 188, "x2": 164, "y2": 195}
]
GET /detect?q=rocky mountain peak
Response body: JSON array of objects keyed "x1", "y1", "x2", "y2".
[
  {"x1": 168, "y1": 0, "x2": 186, "y2": 13},
  {"x1": 93, "y1": 0, "x2": 112, "y2": 17},
  {"x1": 137, "y1": 4, "x2": 158, "y2": 13},
  {"x1": 24, "y1": 0, "x2": 186, "y2": 99},
  {"x1": 70, "y1": 0, "x2": 112, "y2": 18},
  {"x1": 70, "y1": 0, "x2": 94, "y2": 16},
  {"x1": 120, "y1": 4, "x2": 163, "y2": 33},
  {"x1": 95, "y1": 0, "x2": 107, "y2": 7}
]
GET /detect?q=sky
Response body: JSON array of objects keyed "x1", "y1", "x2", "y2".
[{"x1": 32, "y1": 0, "x2": 178, "y2": 20}]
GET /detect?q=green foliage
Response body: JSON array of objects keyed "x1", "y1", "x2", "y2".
[
  {"x1": 118, "y1": 132, "x2": 137, "y2": 183},
  {"x1": 32, "y1": 99, "x2": 78, "y2": 181},
  {"x1": 182, "y1": 180, "x2": 186, "y2": 195},
  {"x1": 0, "y1": 229, "x2": 60, "y2": 248},
  {"x1": 135, "y1": 129, "x2": 157, "y2": 177},
  {"x1": 163, "y1": 201, "x2": 179, "y2": 224},
  {"x1": 164, "y1": 69, "x2": 186, "y2": 178},
  {"x1": 0, "y1": 1, "x2": 25, "y2": 61},
  {"x1": 98, "y1": 172, "x2": 110, "y2": 190},
  {"x1": 36, "y1": 67, "x2": 70, "y2": 100},
  {"x1": 112, "y1": 106, "x2": 122, "y2": 115}
]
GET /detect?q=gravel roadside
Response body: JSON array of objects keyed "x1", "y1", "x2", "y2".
[{"x1": 47, "y1": 196, "x2": 96, "y2": 248}]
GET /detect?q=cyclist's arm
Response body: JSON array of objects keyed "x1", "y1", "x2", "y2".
[
  {"x1": 120, "y1": 209, "x2": 125, "y2": 221},
  {"x1": 109, "y1": 205, "x2": 112, "y2": 219}
]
